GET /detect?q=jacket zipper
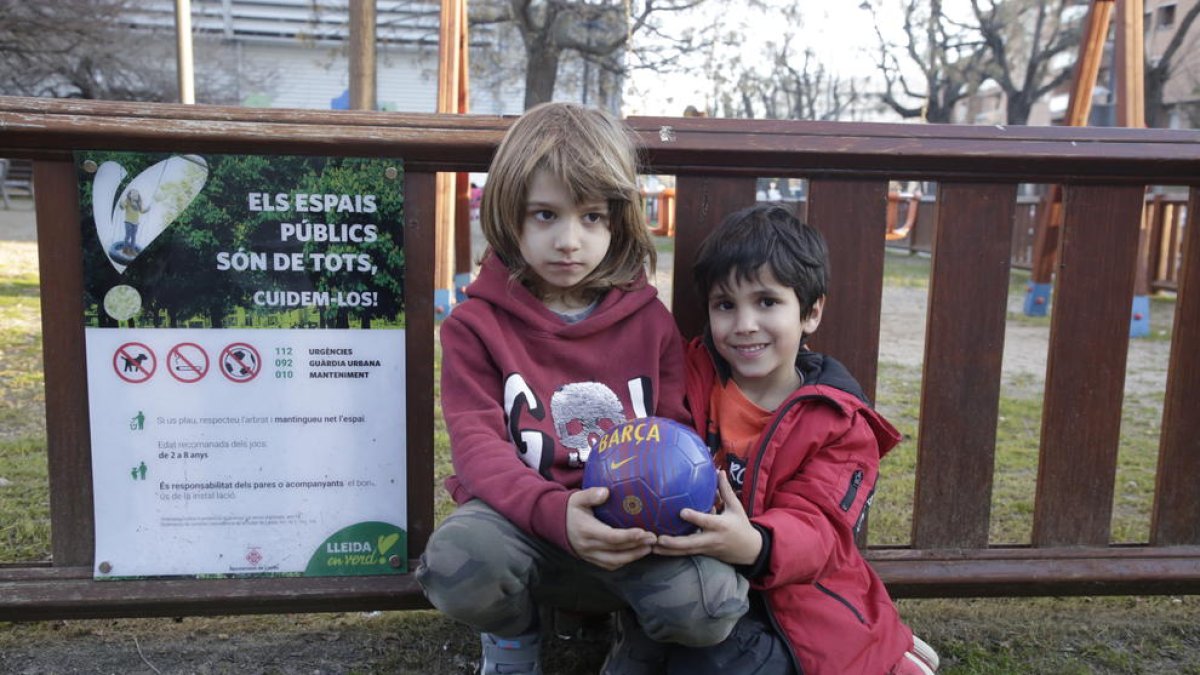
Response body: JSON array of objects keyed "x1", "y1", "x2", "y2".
[
  {"x1": 744, "y1": 393, "x2": 836, "y2": 518},
  {"x1": 745, "y1": 393, "x2": 836, "y2": 675}
]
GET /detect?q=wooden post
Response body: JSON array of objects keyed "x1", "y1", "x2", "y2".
[
  {"x1": 174, "y1": 0, "x2": 196, "y2": 104},
  {"x1": 349, "y1": 0, "x2": 377, "y2": 111},
  {"x1": 1117, "y1": 0, "x2": 1152, "y2": 336},
  {"x1": 1025, "y1": 0, "x2": 1113, "y2": 316},
  {"x1": 1115, "y1": 0, "x2": 1145, "y2": 129},
  {"x1": 435, "y1": 0, "x2": 466, "y2": 318},
  {"x1": 453, "y1": 5, "x2": 473, "y2": 303}
]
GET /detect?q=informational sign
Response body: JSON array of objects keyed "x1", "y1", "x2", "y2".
[{"x1": 77, "y1": 151, "x2": 408, "y2": 579}]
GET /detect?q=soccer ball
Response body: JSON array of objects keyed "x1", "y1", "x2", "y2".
[{"x1": 582, "y1": 416, "x2": 717, "y2": 536}]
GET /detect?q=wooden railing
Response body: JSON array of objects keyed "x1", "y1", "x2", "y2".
[{"x1": 0, "y1": 97, "x2": 1198, "y2": 620}]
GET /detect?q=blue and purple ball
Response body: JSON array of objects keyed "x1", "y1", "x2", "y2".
[{"x1": 583, "y1": 416, "x2": 717, "y2": 536}]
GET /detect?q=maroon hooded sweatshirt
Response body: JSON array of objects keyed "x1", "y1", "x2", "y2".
[{"x1": 440, "y1": 254, "x2": 688, "y2": 554}]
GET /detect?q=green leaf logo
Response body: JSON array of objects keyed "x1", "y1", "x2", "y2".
[
  {"x1": 377, "y1": 533, "x2": 400, "y2": 556},
  {"x1": 305, "y1": 521, "x2": 407, "y2": 577}
]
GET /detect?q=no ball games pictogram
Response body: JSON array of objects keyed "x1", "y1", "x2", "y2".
[
  {"x1": 220, "y1": 342, "x2": 261, "y2": 383},
  {"x1": 168, "y1": 342, "x2": 209, "y2": 383},
  {"x1": 113, "y1": 342, "x2": 156, "y2": 383}
]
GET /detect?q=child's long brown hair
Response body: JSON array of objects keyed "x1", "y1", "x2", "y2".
[{"x1": 480, "y1": 102, "x2": 656, "y2": 295}]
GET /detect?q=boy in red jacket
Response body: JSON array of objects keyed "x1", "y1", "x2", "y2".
[{"x1": 654, "y1": 204, "x2": 939, "y2": 674}]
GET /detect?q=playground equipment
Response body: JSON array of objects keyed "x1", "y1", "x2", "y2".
[
  {"x1": 1026, "y1": 0, "x2": 1156, "y2": 338},
  {"x1": 885, "y1": 190, "x2": 921, "y2": 241},
  {"x1": 645, "y1": 186, "x2": 676, "y2": 236}
]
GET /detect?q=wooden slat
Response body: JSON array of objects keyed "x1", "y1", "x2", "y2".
[
  {"x1": 1150, "y1": 187, "x2": 1200, "y2": 545},
  {"x1": 403, "y1": 171, "x2": 437, "y2": 555},
  {"x1": 869, "y1": 545, "x2": 1200, "y2": 598},
  {"x1": 805, "y1": 179, "x2": 888, "y2": 402},
  {"x1": 0, "y1": 567, "x2": 430, "y2": 622},
  {"x1": 913, "y1": 183, "x2": 1017, "y2": 549},
  {"x1": 670, "y1": 175, "x2": 756, "y2": 340},
  {"x1": 8, "y1": 544, "x2": 1200, "y2": 621},
  {"x1": 4, "y1": 98, "x2": 1200, "y2": 181},
  {"x1": 34, "y1": 160, "x2": 93, "y2": 567},
  {"x1": 1033, "y1": 184, "x2": 1145, "y2": 547}
]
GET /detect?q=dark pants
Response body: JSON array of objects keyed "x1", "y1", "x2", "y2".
[{"x1": 666, "y1": 597, "x2": 797, "y2": 674}]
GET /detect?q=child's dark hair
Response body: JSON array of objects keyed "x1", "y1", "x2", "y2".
[{"x1": 693, "y1": 204, "x2": 828, "y2": 318}]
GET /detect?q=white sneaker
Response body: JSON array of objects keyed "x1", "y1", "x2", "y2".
[
  {"x1": 910, "y1": 635, "x2": 940, "y2": 672},
  {"x1": 480, "y1": 629, "x2": 542, "y2": 675}
]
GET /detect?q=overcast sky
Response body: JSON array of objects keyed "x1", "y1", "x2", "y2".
[{"x1": 624, "y1": 2, "x2": 886, "y2": 117}]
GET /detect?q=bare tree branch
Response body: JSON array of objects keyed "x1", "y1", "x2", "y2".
[
  {"x1": 0, "y1": 0, "x2": 273, "y2": 103},
  {"x1": 970, "y1": 0, "x2": 1080, "y2": 125}
]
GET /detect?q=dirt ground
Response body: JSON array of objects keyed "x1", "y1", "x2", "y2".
[{"x1": 1, "y1": 204, "x2": 1190, "y2": 673}]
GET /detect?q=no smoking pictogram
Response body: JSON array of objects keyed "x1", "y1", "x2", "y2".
[
  {"x1": 168, "y1": 342, "x2": 209, "y2": 383},
  {"x1": 220, "y1": 342, "x2": 261, "y2": 383},
  {"x1": 113, "y1": 342, "x2": 156, "y2": 383}
]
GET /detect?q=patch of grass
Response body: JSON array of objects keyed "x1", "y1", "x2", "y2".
[
  {"x1": 0, "y1": 244, "x2": 46, "y2": 444},
  {"x1": 900, "y1": 596, "x2": 1200, "y2": 674},
  {"x1": 1143, "y1": 294, "x2": 1177, "y2": 341},
  {"x1": 882, "y1": 250, "x2": 931, "y2": 288},
  {"x1": 0, "y1": 241, "x2": 48, "y2": 563},
  {"x1": 870, "y1": 361, "x2": 922, "y2": 546},
  {"x1": 1111, "y1": 395, "x2": 1167, "y2": 544},
  {"x1": 431, "y1": 336, "x2": 455, "y2": 526},
  {"x1": 872, "y1": 355, "x2": 1164, "y2": 547},
  {"x1": 0, "y1": 436, "x2": 51, "y2": 562},
  {"x1": 653, "y1": 235, "x2": 674, "y2": 254}
]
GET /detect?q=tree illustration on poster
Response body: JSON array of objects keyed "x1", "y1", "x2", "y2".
[{"x1": 78, "y1": 152, "x2": 405, "y2": 330}]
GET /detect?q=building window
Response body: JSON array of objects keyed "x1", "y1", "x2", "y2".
[{"x1": 1158, "y1": 4, "x2": 1177, "y2": 29}]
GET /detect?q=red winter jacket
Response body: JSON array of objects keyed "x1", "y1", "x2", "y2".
[{"x1": 685, "y1": 338, "x2": 913, "y2": 674}]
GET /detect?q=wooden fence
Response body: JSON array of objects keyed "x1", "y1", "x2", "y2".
[{"x1": 0, "y1": 97, "x2": 1198, "y2": 620}]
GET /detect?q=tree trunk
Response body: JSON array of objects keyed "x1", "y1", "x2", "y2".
[
  {"x1": 1006, "y1": 92, "x2": 1032, "y2": 126},
  {"x1": 596, "y1": 67, "x2": 618, "y2": 111},
  {"x1": 523, "y1": 45, "x2": 560, "y2": 109},
  {"x1": 1145, "y1": 66, "x2": 1170, "y2": 128}
]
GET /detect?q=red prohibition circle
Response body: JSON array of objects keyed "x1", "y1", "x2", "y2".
[
  {"x1": 220, "y1": 342, "x2": 262, "y2": 383},
  {"x1": 112, "y1": 342, "x2": 156, "y2": 383},
  {"x1": 167, "y1": 342, "x2": 210, "y2": 383}
]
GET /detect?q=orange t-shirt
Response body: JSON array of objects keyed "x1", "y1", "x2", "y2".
[{"x1": 708, "y1": 379, "x2": 774, "y2": 495}]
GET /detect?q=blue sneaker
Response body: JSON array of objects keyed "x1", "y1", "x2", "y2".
[{"x1": 480, "y1": 629, "x2": 542, "y2": 675}]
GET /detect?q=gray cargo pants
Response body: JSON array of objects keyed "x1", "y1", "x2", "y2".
[{"x1": 415, "y1": 499, "x2": 749, "y2": 647}]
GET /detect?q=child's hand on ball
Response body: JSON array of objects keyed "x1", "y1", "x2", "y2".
[
  {"x1": 567, "y1": 487, "x2": 656, "y2": 571},
  {"x1": 652, "y1": 471, "x2": 763, "y2": 566}
]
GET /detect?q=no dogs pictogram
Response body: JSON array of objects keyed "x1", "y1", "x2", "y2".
[
  {"x1": 168, "y1": 342, "x2": 209, "y2": 383},
  {"x1": 113, "y1": 342, "x2": 156, "y2": 383},
  {"x1": 220, "y1": 343, "x2": 261, "y2": 382}
]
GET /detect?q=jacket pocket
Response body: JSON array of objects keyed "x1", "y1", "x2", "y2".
[
  {"x1": 839, "y1": 468, "x2": 865, "y2": 511},
  {"x1": 815, "y1": 581, "x2": 867, "y2": 625}
]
